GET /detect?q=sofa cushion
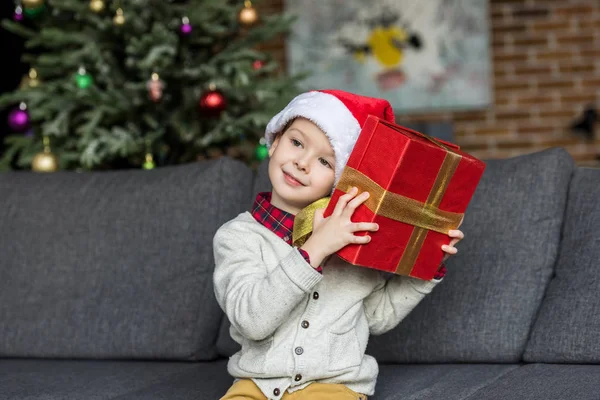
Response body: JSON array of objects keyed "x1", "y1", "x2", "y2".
[
  {"x1": 466, "y1": 364, "x2": 600, "y2": 400},
  {"x1": 374, "y1": 364, "x2": 518, "y2": 400},
  {"x1": 0, "y1": 158, "x2": 253, "y2": 360},
  {"x1": 366, "y1": 148, "x2": 574, "y2": 363},
  {"x1": 0, "y1": 358, "x2": 231, "y2": 400},
  {"x1": 524, "y1": 167, "x2": 600, "y2": 363}
]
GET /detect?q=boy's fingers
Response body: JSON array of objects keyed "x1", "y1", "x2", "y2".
[
  {"x1": 449, "y1": 229, "x2": 464, "y2": 239},
  {"x1": 344, "y1": 191, "x2": 370, "y2": 216},
  {"x1": 313, "y1": 208, "x2": 325, "y2": 225},
  {"x1": 334, "y1": 187, "x2": 358, "y2": 215},
  {"x1": 350, "y1": 222, "x2": 379, "y2": 232},
  {"x1": 442, "y1": 245, "x2": 458, "y2": 254},
  {"x1": 351, "y1": 234, "x2": 371, "y2": 244}
]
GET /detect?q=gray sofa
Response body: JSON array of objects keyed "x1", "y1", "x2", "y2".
[{"x1": 1, "y1": 147, "x2": 599, "y2": 400}]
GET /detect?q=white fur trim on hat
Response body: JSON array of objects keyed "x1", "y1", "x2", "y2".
[{"x1": 265, "y1": 91, "x2": 361, "y2": 185}]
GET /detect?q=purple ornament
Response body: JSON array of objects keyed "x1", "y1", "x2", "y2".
[
  {"x1": 8, "y1": 104, "x2": 30, "y2": 132},
  {"x1": 181, "y1": 23, "x2": 192, "y2": 34},
  {"x1": 180, "y1": 17, "x2": 192, "y2": 35},
  {"x1": 14, "y1": 5, "x2": 23, "y2": 21}
]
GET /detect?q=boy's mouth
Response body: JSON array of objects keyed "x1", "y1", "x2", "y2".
[{"x1": 283, "y1": 171, "x2": 305, "y2": 186}]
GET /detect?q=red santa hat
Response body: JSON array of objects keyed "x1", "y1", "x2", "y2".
[{"x1": 265, "y1": 89, "x2": 395, "y2": 185}]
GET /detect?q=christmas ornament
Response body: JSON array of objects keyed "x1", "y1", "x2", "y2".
[
  {"x1": 32, "y1": 136, "x2": 59, "y2": 173},
  {"x1": 198, "y1": 84, "x2": 227, "y2": 117},
  {"x1": 180, "y1": 16, "x2": 192, "y2": 35},
  {"x1": 23, "y1": 5, "x2": 45, "y2": 17},
  {"x1": 89, "y1": 0, "x2": 105, "y2": 13},
  {"x1": 22, "y1": 0, "x2": 44, "y2": 9},
  {"x1": 8, "y1": 102, "x2": 30, "y2": 132},
  {"x1": 142, "y1": 153, "x2": 155, "y2": 169},
  {"x1": 239, "y1": 0, "x2": 258, "y2": 26},
  {"x1": 75, "y1": 66, "x2": 93, "y2": 89},
  {"x1": 20, "y1": 68, "x2": 40, "y2": 89},
  {"x1": 146, "y1": 72, "x2": 164, "y2": 102},
  {"x1": 113, "y1": 8, "x2": 125, "y2": 25},
  {"x1": 22, "y1": 0, "x2": 45, "y2": 17},
  {"x1": 13, "y1": 5, "x2": 23, "y2": 21},
  {"x1": 255, "y1": 138, "x2": 269, "y2": 161},
  {"x1": 252, "y1": 60, "x2": 264, "y2": 70}
]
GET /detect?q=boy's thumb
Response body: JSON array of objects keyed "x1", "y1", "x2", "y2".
[{"x1": 313, "y1": 208, "x2": 325, "y2": 226}]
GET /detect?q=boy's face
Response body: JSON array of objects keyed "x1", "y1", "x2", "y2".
[{"x1": 268, "y1": 118, "x2": 336, "y2": 215}]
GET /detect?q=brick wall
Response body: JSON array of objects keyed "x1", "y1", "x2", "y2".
[{"x1": 259, "y1": 0, "x2": 600, "y2": 165}]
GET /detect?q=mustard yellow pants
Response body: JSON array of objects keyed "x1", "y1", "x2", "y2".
[{"x1": 220, "y1": 379, "x2": 368, "y2": 400}]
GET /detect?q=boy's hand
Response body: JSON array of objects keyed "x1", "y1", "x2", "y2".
[
  {"x1": 300, "y1": 187, "x2": 379, "y2": 268},
  {"x1": 441, "y1": 229, "x2": 464, "y2": 262}
]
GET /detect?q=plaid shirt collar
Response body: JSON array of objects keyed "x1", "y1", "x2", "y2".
[{"x1": 251, "y1": 192, "x2": 295, "y2": 244}]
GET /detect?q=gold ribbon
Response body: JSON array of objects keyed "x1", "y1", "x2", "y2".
[
  {"x1": 333, "y1": 167, "x2": 464, "y2": 235},
  {"x1": 292, "y1": 124, "x2": 464, "y2": 276},
  {"x1": 292, "y1": 197, "x2": 331, "y2": 247},
  {"x1": 394, "y1": 151, "x2": 463, "y2": 275}
]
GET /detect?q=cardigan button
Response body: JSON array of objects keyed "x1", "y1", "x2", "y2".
[
  {"x1": 312, "y1": 292, "x2": 319, "y2": 300},
  {"x1": 295, "y1": 346, "x2": 304, "y2": 355},
  {"x1": 295, "y1": 374, "x2": 302, "y2": 381},
  {"x1": 273, "y1": 388, "x2": 280, "y2": 396},
  {"x1": 301, "y1": 320, "x2": 309, "y2": 329}
]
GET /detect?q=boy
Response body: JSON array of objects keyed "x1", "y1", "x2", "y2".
[{"x1": 213, "y1": 89, "x2": 463, "y2": 400}]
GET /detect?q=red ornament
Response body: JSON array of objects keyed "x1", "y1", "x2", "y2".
[
  {"x1": 253, "y1": 60, "x2": 264, "y2": 70},
  {"x1": 199, "y1": 87, "x2": 227, "y2": 117}
]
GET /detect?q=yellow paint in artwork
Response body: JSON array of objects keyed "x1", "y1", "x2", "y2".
[{"x1": 367, "y1": 26, "x2": 408, "y2": 67}]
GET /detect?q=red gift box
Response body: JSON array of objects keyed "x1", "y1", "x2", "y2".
[{"x1": 320, "y1": 115, "x2": 486, "y2": 280}]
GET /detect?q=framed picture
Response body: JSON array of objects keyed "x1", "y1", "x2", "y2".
[{"x1": 285, "y1": 0, "x2": 492, "y2": 114}]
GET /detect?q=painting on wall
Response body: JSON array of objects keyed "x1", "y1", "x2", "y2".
[{"x1": 284, "y1": 0, "x2": 492, "y2": 114}]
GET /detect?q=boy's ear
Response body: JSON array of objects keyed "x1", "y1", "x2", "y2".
[{"x1": 268, "y1": 134, "x2": 282, "y2": 157}]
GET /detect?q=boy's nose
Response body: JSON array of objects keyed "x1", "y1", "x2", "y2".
[{"x1": 294, "y1": 157, "x2": 309, "y2": 172}]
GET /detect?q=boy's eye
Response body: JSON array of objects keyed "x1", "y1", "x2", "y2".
[
  {"x1": 291, "y1": 138, "x2": 302, "y2": 147},
  {"x1": 319, "y1": 158, "x2": 332, "y2": 168}
]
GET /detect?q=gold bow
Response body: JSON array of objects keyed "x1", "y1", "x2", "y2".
[{"x1": 292, "y1": 197, "x2": 331, "y2": 247}]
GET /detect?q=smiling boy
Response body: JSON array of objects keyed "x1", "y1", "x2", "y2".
[{"x1": 213, "y1": 89, "x2": 463, "y2": 400}]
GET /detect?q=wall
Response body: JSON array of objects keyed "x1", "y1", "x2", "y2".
[{"x1": 260, "y1": 0, "x2": 600, "y2": 165}]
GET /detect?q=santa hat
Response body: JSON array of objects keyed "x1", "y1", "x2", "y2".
[{"x1": 265, "y1": 89, "x2": 395, "y2": 185}]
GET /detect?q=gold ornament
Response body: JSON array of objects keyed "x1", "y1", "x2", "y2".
[
  {"x1": 20, "y1": 68, "x2": 41, "y2": 89},
  {"x1": 113, "y1": 8, "x2": 125, "y2": 25},
  {"x1": 239, "y1": 0, "x2": 258, "y2": 26},
  {"x1": 89, "y1": 0, "x2": 105, "y2": 13},
  {"x1": 32, "y1": 137, "x2": 58, "y2": 172},
  {"x1": 22, "y1": 0, "x2": 45, "y2": 9},
  {"x1": 142, "y1": 153, "x2": 155, "y2": 170},
  {"x1": 147, "y1": 72, "x2": 165, "y2": 102}
]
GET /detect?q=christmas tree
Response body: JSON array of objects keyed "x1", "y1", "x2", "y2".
[{"x1": 0, "y1": 0, "x2": 303, "y2": 172}]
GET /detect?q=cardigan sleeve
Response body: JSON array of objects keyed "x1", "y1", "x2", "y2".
[{"x1": 362, "y1": 274, "x2": 440, "y2": 336}]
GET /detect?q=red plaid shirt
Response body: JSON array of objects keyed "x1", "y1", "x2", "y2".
[
  {"x1": 251, "y1": 192, "x2": 322, "y2": 273},
  {"x1": 250, "y1": 192, "x2": 446, "y2": 280}
]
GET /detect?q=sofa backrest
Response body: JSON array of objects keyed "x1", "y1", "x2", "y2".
[
  {"x1": 0, "y1": 158, "x2": 253, "y2": 360},
  {"x1": 366, "y1": 147, "x2": 574, "y2": 363},
  {"x1": 523, "y1": 166, "x2": 600, "y2": 363},
  {"x1": 217, "y1": 148, "x2": 576, "y2": 363}
]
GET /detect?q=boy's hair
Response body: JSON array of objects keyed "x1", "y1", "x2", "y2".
[{"x1": 272, "y1": 118, "x2": 296, "y2": 142}]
